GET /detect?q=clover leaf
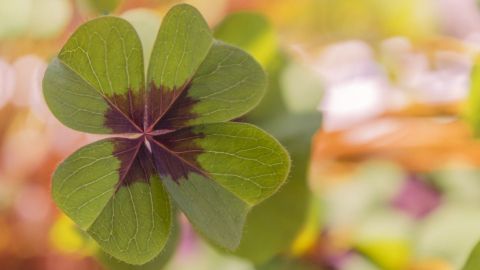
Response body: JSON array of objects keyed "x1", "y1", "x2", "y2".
[{"x1": 43, "y1": 3, "x2": 290, "y2": 265}]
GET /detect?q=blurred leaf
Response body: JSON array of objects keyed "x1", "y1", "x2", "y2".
[
  {"x1": 214, "y1": 12, "x2": 278, "y2": 67},
  {"x1": 462, "y1": 241, "x2": 480, "y2": 270},
  {"x1": 256, "y1": 256, "x2": 319, "y2": 270},
  {"x1": 230, "y1": 113, "x2": 321, "y2": 264},
  {"x1": 464, "y1": 58, "x2": 480, "y2": 136},
  {"x1": 98, "y1": 216, "x2": 180, "y2": 270},
  {"x1": 248, "y1": 52, "x2": 290, "y2": 123},
  {"x1": 215, "y1": 11, "x2": 322, "y2": 264},
  {"x1": 87, "y1": 0, "x2": 122, "y2": 13},
  {"x1": 215, "y1": 12, "x2": 288, "y2": 122}
]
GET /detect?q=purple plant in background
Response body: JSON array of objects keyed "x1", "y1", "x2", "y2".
[{"x1": 391, "y1": 174, "x2": 442, "y2": 219}]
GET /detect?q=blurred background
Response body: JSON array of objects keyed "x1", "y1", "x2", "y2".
[{"x1": 3, "y1": 0, "x2": 480, "y2": 269}]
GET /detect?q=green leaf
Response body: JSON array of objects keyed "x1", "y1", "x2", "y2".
[
  {"x1": 98, "y1": 214, "x2": 180, "y2": 270},
  {"x1": 43, "y1": 58, "x2": 112, "y2": 133},
  {"x1": 186, "y1": 41, "x2": 266, "y2": 125},
  {"x1": 147, "y1": 3, "x2": 213, "y2": 89},
  {"x1": 52, "y1": 138, "x2": 172, "y2": 265},
  {"x1": 58, "y1": 16, "x2": 145, "y2": 108},
  {"x1": 159, "y1": 122, "x2": 290, "y2": 249},
  {"x1": 193, "y1": 122, "x2": 290, "y2": 205},
  {"x1": 216, "y1": 12, "x2": 322, "y2": 263},
  {"x1": 43, "y1": 16, "x2": 145, "y2": 134},
  {"x1": 463, "y1": 240, "x2": 480, "y2": 270},
  {"x1": 232, "y1": 113, "x2": 321, "y2": 263},
  {"x1": 145, "y1": 40, "x2": 267, "y2": 131},
  {"x1": 164, "y1": 174, "x2": 249, "y2": 250}
]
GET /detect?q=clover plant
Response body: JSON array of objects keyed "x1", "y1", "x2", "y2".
[{"x1": 43, "y1": 4, "x2": 290, "y2": 265}]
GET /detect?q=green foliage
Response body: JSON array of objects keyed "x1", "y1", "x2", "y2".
[
  {"x1": 147, "y1": 4, "x2": 213, "y2": 89},
  {"x1": 51, "y1": 138, "x2": 172, "y2": 265},
  {"x1": 43, "y1": 16, "x2": 144, "y2": 134},
  {"x1": 215, "y1": 12, "x2": 322, "y2": 264},
  {"x1": 214, "y1": 12, "x2": 287, "y2": 123},
  {"x1": 256, "y1": 256, "x2": 319, "y2": 270},
  {"x1": 98, "y1": 217, "x2": 180, "y2": 270},
  {"x1": 232, "y1": 114, "x2": 321, "y2": 264},
  {"x1": 462, "y1": 241, "x2": 480, "y2": 270},
  {"x1": 465, "y1": 58, "x2": 480, "y2": 136},
  {"x1": 43, "y1": 4, "x2": 290, "y2": 265},
  {"x1": 214, "y1": 12, "x2": 278, "y2": 68},
  {"x1": 163, "y1": 122, "x2": 290, "y2": 250},
  {"x1": 87, "y1": 0, "x2": 122, "y2": 14}
]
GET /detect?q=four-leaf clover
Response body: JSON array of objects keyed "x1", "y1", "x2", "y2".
[{"x1": 43, "y1": 4, "x2": 290, "y2": 264}]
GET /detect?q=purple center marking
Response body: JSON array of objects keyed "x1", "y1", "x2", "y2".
[{"x1": 104, "y1": 81, "x2": 206, "y2": 190}]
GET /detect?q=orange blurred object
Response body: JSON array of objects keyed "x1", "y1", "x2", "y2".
[{"x1": 311, "y1": 103, "x2": 480, "y2": 188}]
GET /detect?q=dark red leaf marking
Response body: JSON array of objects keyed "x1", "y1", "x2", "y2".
[
  {"x1": 104, "y1": 88, "x2": 145, "y2": 133},
  {"x1": 112, "y1": 138, "x2": 156, "y2": 190},
  {"x1": 145, "y1": 80, "x2": 199, "y2": 132},
  {"x1": 105, "y1": 81, "x2": 206, "y2": 190},
  {"x1": 150, "y1": 128, "x2": 207, "y2": 182}
]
